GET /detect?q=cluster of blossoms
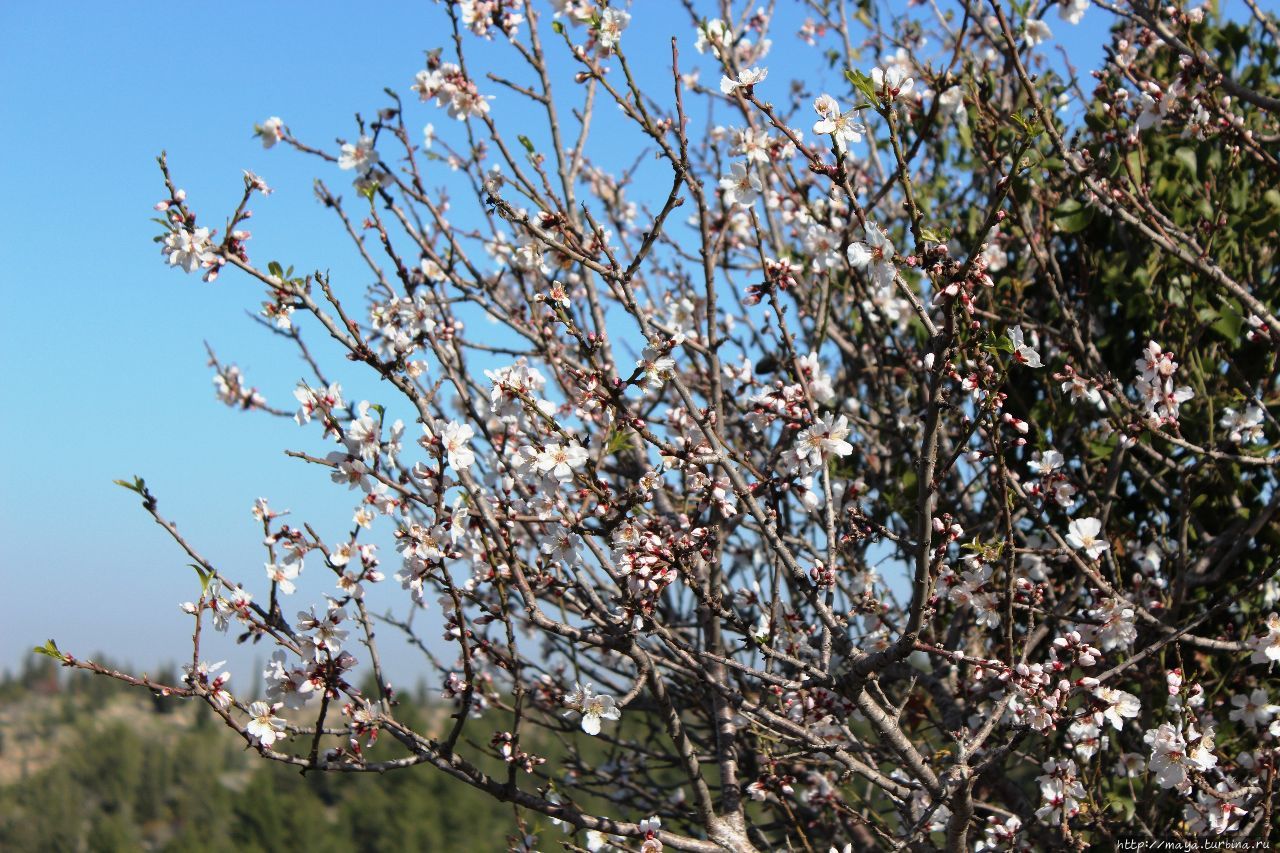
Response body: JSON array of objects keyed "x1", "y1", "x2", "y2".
[
  {"x1": 109, "y1": 2, "x2": 1280, "y2": 849},
  {"x1": 212, "y1": 363, "x2": 266, "y2": 410},
  {"x1": 1087, "y1": 597, "x2": 1138, "y2": 651},
  {"x1": 369, "y1": 291, "x2": 440, "y2": 362},
  {"x1": 161, "y1": 225, "x2": 217, "y2": 275},
  {"x1": 1025, "y1": 448, "x2": 1076, "y2": 508},
  {"x1": 1034, "y1": 758, "x2": 1086, "y2": 825},
  {"x1": 412, "y1": 59, "x2": 491, "y2": 120},
  {"x1": 1144, "y1": 721, "x2": 1219, "y2": 793},
  {"x1": 293, "y1": 381, "x2": 344, "y2": 431},
  {"x1": 1133, "y1": 341, "x2": 1194, "y2": 429},
  {"x1": 1248, "y1": 612, "x2": 1280, "y2": 664},
  {"x1": 157, "y1": 173, "x2": 258, "y2": 283},
  {"x1": 1219, "y1": 404, "x2": 1266, "y2": 444},
  {"x1": 610, "y1": 519, "x2": 706, "y2": 614},
  {"x1": 458, "y1": 0, "x2": 525, "y2": 40},
  {"x1": 550, "y1": 2, "x2": 630, "y2": 54},
  {"x1": 938, "y1": 554, "x2": 1001, "y2": 628},
  {"x1": 181, "y1": 659, "x2": 232, "y2": 710},
  {"x1": 695, "y1": 15, "x2": 771, "y2": 67}
]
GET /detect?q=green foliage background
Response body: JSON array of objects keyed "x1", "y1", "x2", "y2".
[{"x1": 0, "y1": 658, "x2": 523, "y2": 852}]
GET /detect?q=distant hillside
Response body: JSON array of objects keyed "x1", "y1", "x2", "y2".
[{"x1": 0, "y1": 657, "x2": 531, "y2": 852}]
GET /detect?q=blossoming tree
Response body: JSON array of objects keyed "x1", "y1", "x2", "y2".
[{"x1": 43, "y1": 0, "x2": 1280, "y2": 848}]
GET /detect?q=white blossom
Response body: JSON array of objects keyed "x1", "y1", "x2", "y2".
[
  {"x1": 720, "y1": 66, "x2": 767, "y2": 94},
  {"x1": 1219, "y1": 405, "x2": 1265, "y2": 444},
  {"x1": 637, "y1": 346, "x2": 676, "y2": 390},
  {"x1": 594, "y1": 8, "x2": 630, "y2": 52},
  {"x1": 1249, "y1": 612, "x2": 1280, "y2": 664},
  {"x1": 535, "y1": 441, "x2": 589, "y2": 482},
  {"x1": 1066, "y1": 517, "x2": 1109, "y2": 560},
  {"x1": 870, "y1": 66, "x2": 914, "y2": 101},
  {"x1": 1229, "y1": 688, "x2": 1279, "y2": 730},
  {"x1": 563, "y1": 682, "x2": 621, "y2": 735},
  {"x1": 1058, "y1": 0, "x2": 1089, "y2": 24},
  {"x1": 794, "y1": 414, "x2": 854, "y2": 466},
  {"x1": 847, "y1": 222, "x2": 896, "y2": 289},
  {"x1": 162, "y1": 227, "x2": 216, "y2": 274},
  {"x1": 246, "y1": 701, "x2": 287, "y2": 747},
  {"x1": 1088, "y1": 598, "x2": 1137, "y2": 651},
  {"x1": 1093, "y1": 686, "x2": 1141, "y2": 730},
  {"x1": 1023, "y1": 19, "x2": 1053, "y2": 46},
  {"x1": 1008, "y1": 325, "x2": 1043, "y2": 368},
  {"x1": 257, "y1": 116, "x2": 285, "y2": 148},
  {"x1": 266, "y1": 562, "x2": 300, "y2": 595},
  {"x1": 812, "y1": 94, "x2": 866, "y2": 150},
  {"x1": 441, "y1": 421, "x2": 476, "y2": 471},
  {"x1": 720, "y1": 162, "x2": 762, "y2": 207},
  {"x1": 338, "y1": 136, "x2": 379, "y2": 174}
]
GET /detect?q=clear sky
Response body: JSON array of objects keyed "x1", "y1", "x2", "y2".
[{"x1": 0, "y1": 1, "x2": 1117, "y2": 684}]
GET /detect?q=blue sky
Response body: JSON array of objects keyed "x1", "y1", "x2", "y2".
[{"x1": 0, "y1": 1, "x2": 1118, "y2": 684}]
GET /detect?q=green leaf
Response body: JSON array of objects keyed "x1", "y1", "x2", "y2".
[
  {"x1": 900, "y1": 469, "x2": 918, "y2": 497},
  {"x1": 33, "y1": 639, "x2": 64, "y2": 661},
  {"x1": 1211, "y1": 304, "x2": 1244, "y2": 341},
  {"x1": 1197, "y1": 305, "x2": 1220, "y2": 325},
  {"x1": 190, "y1": 563, "x2": 214, "y2": 598},
  {"x1": 843, "y1": 68, "x2": 877, "y2": 102},
  {"x1": 268, "y1": 261, "x2": 285, "y2": 279},
  {"x1": 604, "y1": 429, "x2": 633, "y2": 456},
  {"x1": 517, "y1": 135, "x2": 535, "y2": 154},
  {"x1": 1124, "y1": 150, "x2": 1143, "y2": 180},
  {"x1": 990, "y1": 335, "x2": 1015, "y2": 354},
  {"x1": 1108, "y1": 793, "x2": 1136, "y2": 822},
  {"x1": 1052, "y1": 199, "x2": 1092, "y2": 234},
  {"x1": 551, "y1": 20, "x2": 564, "y2": 34},
  {"x1": 1009, "y1": 112, "x2": 1043, "y2": 138},
  {"x1": 1086, "y1": 437, "x2": 1116, "y2": 463},
  {"x1": 1173, "y1": 146, "x2": 1198, "y2": 178},
  {"x1": 113, "y1": 476, "x2": 146, "y2": 494}
]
